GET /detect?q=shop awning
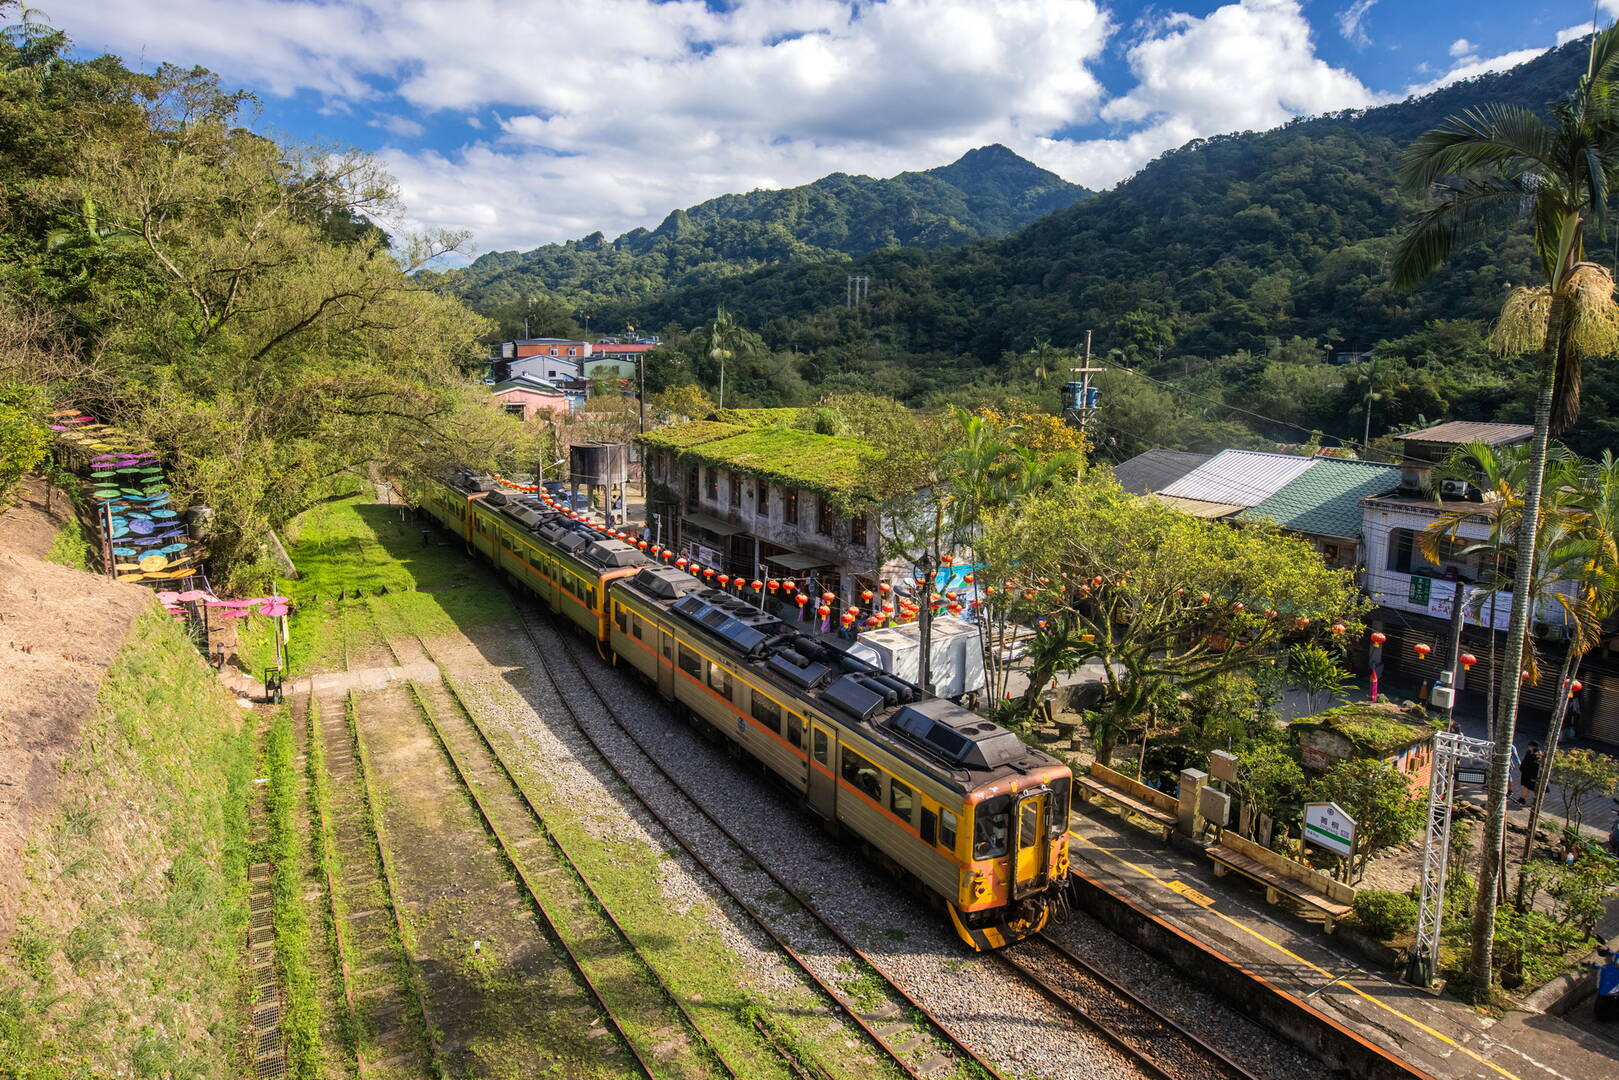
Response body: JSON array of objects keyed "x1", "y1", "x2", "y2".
[
  {"x1": 766, "y1": 551, "x2": 833, "y2": 571},
  {"x1": 683, "y1": 511, "x2": 745, "y2": 537}
]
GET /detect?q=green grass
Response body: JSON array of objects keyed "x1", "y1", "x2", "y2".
[
  {"x1": 264, "y1": 708, "x2": 323, "y2": 1080},
  {"x1": 43, "y1": 516, "x2": 94, "y2": 571},
  {"x1": 305, "y1": 700, "x2": 360, "y2": 1073},
  {"x1": 266, "y1": 497, "x2": 508, "y2": 677},
  {"x1": 0, "y1": 608, "x2": 255, "y2": 1080}
]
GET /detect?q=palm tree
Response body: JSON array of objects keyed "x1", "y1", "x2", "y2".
[
  {"x1": 1392, "y1": 27, "x2": 1619, "y2": 992},
  {"x1": 1520, "y1": 453, "x2": 1619, "y2": 874}
]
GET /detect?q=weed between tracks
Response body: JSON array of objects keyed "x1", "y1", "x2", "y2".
[{"x1": 264, "y1": 706, "x2": 322, "y2": 1079}]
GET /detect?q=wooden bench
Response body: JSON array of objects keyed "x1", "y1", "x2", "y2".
[
  {"x1": 1205, "y1": 830, "x2": 1355, "y2": 932},
  {"x1": 1074, "y1": 762, "x2": 1178, "y2": 842}
]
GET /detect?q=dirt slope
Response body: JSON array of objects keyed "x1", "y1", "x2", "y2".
[{"x1": 0, "y1": 478, "x2": 151, "y2": 943}]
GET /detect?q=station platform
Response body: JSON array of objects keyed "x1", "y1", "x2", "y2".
[{"x1": 1066, "y1": 807, "x2": 1618, "y2": 1080}]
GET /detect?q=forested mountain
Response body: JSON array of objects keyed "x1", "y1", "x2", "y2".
[
  {"x1": 438, "y1": 145, "x2": 1089, "y2": 312},
  {"x1": 606, "y1": 40, "x2": 1617, "y2": 458}
]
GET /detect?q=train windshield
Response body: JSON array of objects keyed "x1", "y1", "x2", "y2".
[
  {"x1": 973, "y1": 794, "x2": 1010, "y2": 859},
  {"x1": 1048, "y1": 776, "x2": 1071, "y2": 836}
]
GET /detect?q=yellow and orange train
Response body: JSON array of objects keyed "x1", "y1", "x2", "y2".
[{"x1": 417, "y1": 471, "x2": 1072, "y2": 950}]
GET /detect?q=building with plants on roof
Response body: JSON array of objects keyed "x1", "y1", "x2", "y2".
[
  {"x1": 1290, "y1": 701, "x2": 1444, "y2": 797},
  {"x1": 635, "y1": 410, "x2": 918, "y2": 601}
]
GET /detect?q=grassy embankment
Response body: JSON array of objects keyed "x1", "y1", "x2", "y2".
[{"x1": 0, "y1": 607, "x2": 255, "y2": 1079}]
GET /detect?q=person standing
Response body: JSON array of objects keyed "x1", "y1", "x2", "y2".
[{"x1": 1517, "y1": 742, "x2": 1541, "y2": 805}]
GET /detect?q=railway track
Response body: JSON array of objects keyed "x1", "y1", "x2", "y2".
[
  {"x1": 510, "y1": 597, "x2": 1007, "y2": 1080},
  {"x1": 400, "y1": 656, "x2": 758, "y2": 1080},
  {"x1": 996, "y1": 935, "x2": 1261, "y2": 1080}
]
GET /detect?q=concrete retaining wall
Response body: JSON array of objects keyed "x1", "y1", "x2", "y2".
[{"x1": 1069, "y1": 872, "x2": 1436, "y2": 1080}]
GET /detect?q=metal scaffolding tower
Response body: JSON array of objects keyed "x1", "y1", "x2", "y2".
[{"x1": 1406, "y1": 729, "x2": 1493, "y2": 987}]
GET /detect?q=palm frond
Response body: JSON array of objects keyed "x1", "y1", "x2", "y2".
[
  {"x1": 1391, "y1": 176, "x2": 1535, "y2": 290},
  {"x1": 1398, "y1": 106, "x2": 1558, "y2": 192}
]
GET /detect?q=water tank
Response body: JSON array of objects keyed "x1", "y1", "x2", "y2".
[{"x1": 569, "y1": 442, "x2": 629, "y2": 487}]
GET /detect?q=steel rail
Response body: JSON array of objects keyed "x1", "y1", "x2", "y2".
[
  {"x1": 417, "y1": 661, "x2": 749, "y2": 1080},
  {"x1": 514, "y1": 597, "x2": 1007, "y2": 1080}
]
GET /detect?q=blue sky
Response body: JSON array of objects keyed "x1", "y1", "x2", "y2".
[{"x1": 43, "y1": 1, "x2": 1613, "y2": 257}]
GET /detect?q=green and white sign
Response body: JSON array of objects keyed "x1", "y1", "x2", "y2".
[{"x1": 1303, "y1": 801, "x2": 1356, "y2": 858}]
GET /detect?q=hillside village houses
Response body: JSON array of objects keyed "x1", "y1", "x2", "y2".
[{"x1": 1112, "y1": 420, "x2": 1619, "y2": 747}]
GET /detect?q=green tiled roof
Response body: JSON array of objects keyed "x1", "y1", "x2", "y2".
[{"x1": 1236, "y1": 459, "x2": 1400, "y2": 540}]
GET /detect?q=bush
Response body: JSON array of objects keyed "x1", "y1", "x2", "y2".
[{"x1": 1354, "y1": 889, "x2": 1418, "y2": 940}]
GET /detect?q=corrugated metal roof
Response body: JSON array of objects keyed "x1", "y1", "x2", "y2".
[
  {"x1": 1111, "y1": 449, "x2": 1212, "y2": 495},
  {"x1": 1157, "y1": 450, "x2": 1315, "y2": 507},
  {"x1": 1236, "y1": 459, "x2": 1401, "y2": 540},
  {"x1": 1149, "y1": 495, "x2": 1246, "y2": 518},
  {"x1": 1400, "y1": 421, "x2": 1534, "y2": 445}
]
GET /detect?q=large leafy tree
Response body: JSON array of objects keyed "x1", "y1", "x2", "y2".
[
  {"x1": 975, "y1": 479, "x2": 1366, "y2": 763},
  {"x1": 1391, "y1": 26, "x2": 1619, "y2": 994}
]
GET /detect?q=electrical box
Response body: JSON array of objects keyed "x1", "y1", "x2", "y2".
[
  {"x1": 1430, "y1": 684, "x2": 1455, "y2": 709},
  {"x1": 1199, "y1": 786, "x2": 1232, "y2": 828},
  {"x1": 1208, "y1": 749, "x2": 1238, "y2": 783}
]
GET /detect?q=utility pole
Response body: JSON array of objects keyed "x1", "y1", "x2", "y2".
[
  {"x1": 637, "y1": 354, "x2": 646, "y2": 436},
  {"x1": 1064, "y1": 330, "x2": 1104, "y2": 440},
  {"x1": 845, "y1": 274, "x2": 869, "y2": 308}
]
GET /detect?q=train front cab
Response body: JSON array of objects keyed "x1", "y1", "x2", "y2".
[{"x1": 949, "y1": 772, "x2": 1072, "y2": 951}]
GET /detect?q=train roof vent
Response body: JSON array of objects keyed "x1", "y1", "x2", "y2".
[
  {"x1": 823, "y1": 675, "x2": 884, "y2": 721},
  {"x1": 503, "y1": 504, "x2": 545, "y2": 528},
  {"x1": 483, "y1": 491, "x2": 510, "y2": 507},
  {"x1": 889, "y1": 699, "x2": 1025, "y2": 769},
  {"x1": 538, "y1": 522, "x2": 570, "y2": 544},
  {"x1": 632, "y1": 567, "x2": 698, "y2": 600},
  {"x1": 768, "y1": 653, "x2": 831, "y2": 689},
  {"x1": 557, "y1": 532, "x2": 587, "y2": 553},
  {"x1": 585, "y1": 539, "x2": 643, "y2": 567}
]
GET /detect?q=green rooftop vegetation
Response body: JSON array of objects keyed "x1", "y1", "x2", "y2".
[
  {"x1": 636, "y1": 420, "x2": 750, "y2": 449},
  {"x1": 707, "y1": 407, "x2": 819, "y2": 429},
  {"x1": 637, "y1": 420, "x2": 894, "y2": 504},
  {"x1": 1290, "y1": 701, "x2": 1442, "y2": 757}
]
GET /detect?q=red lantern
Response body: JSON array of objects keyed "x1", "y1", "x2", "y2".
[
  {"x1": 881, "y1": 604, "x2": 894, "y2": 614},
  {"x1": 840, "y1": 612, "x2": 854, "y2": 626},
  {"x1": 663, "y1": 551, "x2": 673, "y2": 561},
  {"x1": 1460, "y1": 652, "x2": 1477, "y2": 669},
  {"x1": 1571, "y1": 679, "x2": 1585, "y2": 695},
  {"x1": 676, "y1": 558, "x2": 688, "y2": 570},
  {"x1": 865, "y1": 616, "x2": 880, "y2": 628},
  {"x1": 947, "y1": 602, "x2": 962, "y2": 614},
  {"x1": 818, "y1": 604, "x2": 832, "y2": 617},
  {"x1": 963, "y1": 573, "x2": 975, "y2": 584},
  {"x1": 1413, "y1": 643, "x2": 1432, "y2": 658},
  {"x1": 795, "y1": 594, "x2": 808, "y2": 607},
  {"x1": 752, "y1": 579, "x2": 763, "y2": 592},
  {"x1": 637, "y1": 540, "x2": 649, "y2": 550},
  {"x1": 984, "y1": 585, "x2": 996, "y2": 595},
  {"x1": 879, "y1": 582, "x2": 892, "y2": 595},
  {"x1": 703, "y1": 568, "x2": 716, "y2": 579},
  {"x1": 1370, "y1": 631, "x2": 1387, "y2": 646},
  {"x1": 767, "y1": 579, "x2": 780, "y2": 592},
  {"x1": 783, "y1": 581, "x2": 796, "y2": 593},
  {"x1": 822, "y1": 591, "x2": 836, "y2": 604},
  {"x1": 1330, "y1": 623, "x2": 1346, "y2": 636},
  {"x1": 717, "y1": 574, "x2": 730, "y2": 587},
  {"x1": 861, "y1": 589, "x2": 874, "y2": 603}
]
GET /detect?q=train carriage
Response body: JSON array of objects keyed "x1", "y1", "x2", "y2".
[{"x1": 417, "y1": 470, "x2": 1070, "y2": 950}]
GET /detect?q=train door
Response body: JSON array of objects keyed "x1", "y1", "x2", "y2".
[
  {"x1": 1012, "y1": 790, "x2": 1050, "y2": 899},
  {"x1": 806, "y1": 723, "x2": 836, "y2": 820},
  {"x1": 656, "y1": 627, "x2": 675, "y2": 699}
]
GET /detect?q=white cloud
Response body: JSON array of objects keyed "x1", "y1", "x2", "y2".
[
  {"x1": 1449, "y1": 38, "x2": 1475, "y2": 58},
  {"x1": 1405, "y1": 47, "x2": 1546, "y2": 97},
  {"x1": 1337, "y1": 0, "x2": 1377, "y2": 47},
  {"x1": 49, "y1": 0, "x2": 1382, "y2": 253},
  {"x1": 1046, "y1": 0, "x2": 1378, "y2": 186},
  {"x1": 373, "y1": 114, "x2": 423, "y2": 139}
]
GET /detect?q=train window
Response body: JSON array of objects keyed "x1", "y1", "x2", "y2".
[
  {"x1": 940, "y1": 808, "x2": 958, "y2": 851},
  {"x1": 708, "y1": 663, "x2": 732, "y2": 701},
  {"x1": 972, "y1": 799, "x2": 1009, "y2": 860},
  {"x1": 786, "y1": 714, "x2": 802, "y2": 749},
  {"x1": 889, "y1": 781, "x2": 914, "y2": 824},
  {"x1": 811, "y1": 729, "x2": 828, "y2": 767},
  {"x1": 751, "y1": 695, "x2": 781, "y2": 735},
  {"x1": 615, "y1": 606, "x2": 628, "y2": 633},
  {"x1": 1048, "y1": 777, "x2": 1071, "y2": 835},
  {"x1": 678, "y1": 645, "x2": 702, "y2": 678},
  {"x1": 662, "y1": 638, "x2": 672, "y2": 659},
  {"x1": 920, "y1": 808, "x2": 937, "y2": 846},
  {"x1": 631, "y1": 614, "x2": 643, "y2": 640},
  {"x1": 840, "y1": 750, "x2": 881, "y2": 801}
]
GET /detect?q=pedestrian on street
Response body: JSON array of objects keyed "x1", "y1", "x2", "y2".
[
  {"x1": 1517, "y1": 742, "x2": 1541, "y2": 805},
  {"x1": 1591, "y1": 948, "x2": 1619, "y2": 1022}
]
